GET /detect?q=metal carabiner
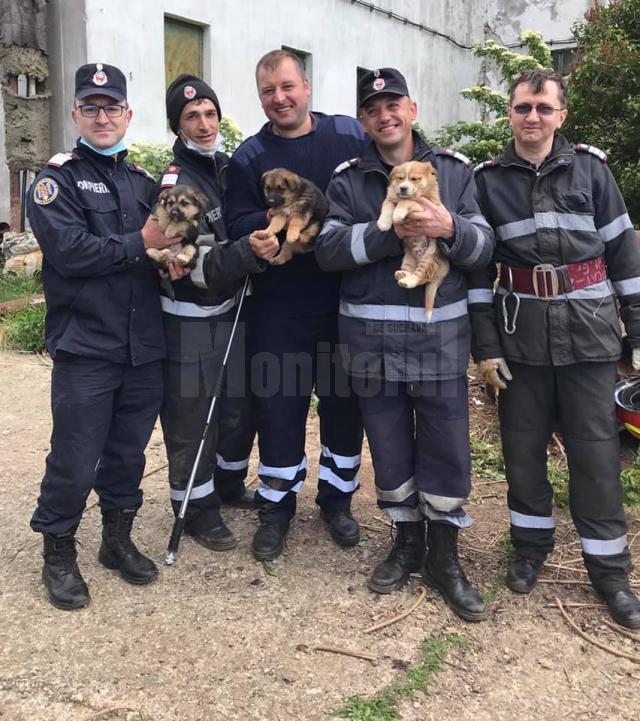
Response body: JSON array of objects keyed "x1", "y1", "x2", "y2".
[
  {"x1": 501, "y1": 265, "x2": 519, "y2": 335},
  {"x1": 502, "y1": 291, "x2": 520, "y2": 335}
]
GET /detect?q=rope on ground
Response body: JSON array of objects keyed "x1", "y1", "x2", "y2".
[
  {"x1": 555, "y1": 596, "x2": 640, "y2": 665},
  {"x1": 363, "y1": 586, "x2": 427, "y2": 634}
]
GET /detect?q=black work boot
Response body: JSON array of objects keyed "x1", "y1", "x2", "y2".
[
  {"x1": 423, "y1": 522, "x2": 487, "y2": 622},
  {"x1": 507, "y1": 554, "x2": 544, "y2": 594},
  {"x1": 222, "y1": 488, "x2": 256, "y2": 509},
  {"x1": 98, "y1": 508, "x2": 158, "y2": 585},
  {"x1": 42, "y1": 531, "x2": 90, "y2": 610},
  {"x1": 252, "y1": 516, "x2": 289, "y2": 561},
  {"x1": 184, "y1": 514, "x2": 237, "y2": 552},
  {"x1": 321, "y1": 509, "x2": 361, "y2": 547},
  {"x1": 602, "y1": 589, "x2": 640, "y2": 629},
  {"x1": 368, "y1": 521, "x2": 426, "y2": 594}
]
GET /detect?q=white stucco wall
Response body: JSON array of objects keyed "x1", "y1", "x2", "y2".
[
  {"x1": 486, "y1": 0, "x2": 594, "y2": 46},
  {"x1": 49, "y1": 0, "x2": 488, "y2": 150}
]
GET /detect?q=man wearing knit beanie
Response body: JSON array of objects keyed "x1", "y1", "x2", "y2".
[
  {"x1": 165, "y1": 74, "x2": 222, "y2": 137},
  {"x1": 155, "y1": 74, "x2": 276, "y2": 554}
]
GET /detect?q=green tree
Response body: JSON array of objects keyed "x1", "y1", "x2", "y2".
[
  {"x1": 562, "y1": 0, "x2": 640, "y2": 225},
  {"x1": 427, "y1": 31, "x2": 552, "y2": 164}
]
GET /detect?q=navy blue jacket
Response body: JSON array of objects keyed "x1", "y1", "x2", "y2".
[
  {"x1": 225, "y1": 113, "x2": 367, "y2": 318},
  {"x1": 27, "y1": 142, "x2": 165, "y2": 366},
  {"x1": 315, "y1": 134, "x2": 495, "y2": 381}
]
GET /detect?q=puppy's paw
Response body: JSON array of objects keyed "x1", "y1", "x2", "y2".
[
  {"x1": 146, "y1": 248, "x2": 171, "y2": 269},
  {"x1": 269, "y1": 255, "x2": 287, "y2": 266},
  {"x1": 397, "y1": 274, "x2": 419, "y2": 289},
  {"x1": 285, "y1": 231, "x2": 300, "y2": 244},
  {"x1": 176, "y1": 244, "x2": 198, "y2": 269},
  {"x1": 394, "y1": 270, "x2": 407, "y2": 281},
  {"x1": 377, "y1": 218, "x2": 392, "y2": 231},
  {"x1": 391, "y1": 207, "x2": 408, "y2": 224}
]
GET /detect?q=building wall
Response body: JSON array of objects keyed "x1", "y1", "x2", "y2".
[
  {"x1": 486, "y1": 0, "x2": 594, "y2": 46},
  {"x1": 50, "y1": 0, "x2": 487, "y2": 150}
]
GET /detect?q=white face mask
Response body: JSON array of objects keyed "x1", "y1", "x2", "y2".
[{"x1": 182, "y1": 133, "x2": 223, "y2": 157}]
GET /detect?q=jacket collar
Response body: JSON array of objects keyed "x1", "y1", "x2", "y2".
[
  {"x1": 358, "y1": 130, "x2": 435, "y2": 173},
  {"x1": 173, "y1": 138, "x2": 228, "y2": 176},
  {"x1": 499, "y1": 133, "x2": 575, "y2": 171}
]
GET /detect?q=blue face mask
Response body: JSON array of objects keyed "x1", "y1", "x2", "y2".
[{"x1": 80, "y1": 137, "x2": 127, "y2": 156}]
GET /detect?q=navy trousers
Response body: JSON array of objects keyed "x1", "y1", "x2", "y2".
[
  {"x1": 356, "y1": 376, "x2": 472, "y2": 527},
  {"x1": 249, "y1": 313, "x2": 363, "y2": 523},
  {"x1": 31, "y1": 352, "x2": 162, "y2": 535}
]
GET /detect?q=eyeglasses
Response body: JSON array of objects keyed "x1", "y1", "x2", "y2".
[
  {"x1": 76, "y1": 104, "x2": 127, "y2": 118},
  {"x1": 512, "y1": 103, "x2": 564, "y2": 116}
]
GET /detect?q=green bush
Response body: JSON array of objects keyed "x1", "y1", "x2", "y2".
[
  {"x1": 2, "y1": 303, "x2": 47, "y2": 353},
  {"x1": 0, "y1": 272, "x2": 42, "y2": 303}
]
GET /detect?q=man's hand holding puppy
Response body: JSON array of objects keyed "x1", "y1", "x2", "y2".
[
  {"x1": 249, "y1": 229, "x2": 280, "y2": 261},
  {"x1": 394, "y1": 197, "x2": 455, "y2": 240},
  {"x1": 140, "y1": 215, "x2": 181, "y2": 250}
]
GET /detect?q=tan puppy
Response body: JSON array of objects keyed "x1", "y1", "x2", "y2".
[
  {"x1": 377, "y1": 161, "x2": 449, "y2": 321},
  {"x1": 146, "y1": 185, "x2": 207, "y2": 271},
  {"x1": 261, "y1": 168, "x2": 328, "y2": 266}
]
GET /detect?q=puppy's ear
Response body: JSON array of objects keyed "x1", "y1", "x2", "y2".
[
  {"x1": 283, "y1": 172, "x2": 298, "y2": 191},
  {"x1": 261, "y1": 171, "x2": 271, "y2": 185},
  {"x1": 158, "y1": 188, "x2": 170, "y2": 204},
  {"x1": 194, "y1": 191, "x2": 208, "y2": 210}
]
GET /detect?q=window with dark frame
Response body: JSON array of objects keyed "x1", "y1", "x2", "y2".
[
  {"x1": 551, "y1": 47, "x2": 579, "y2": 77},
  {"x1": 164, "y1": 16, "x2": 204, "y2": 89}
]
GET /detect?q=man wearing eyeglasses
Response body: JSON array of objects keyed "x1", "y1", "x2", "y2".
[
  {"x1": 27, "y1": 63, "x2": 180, "y2": 610},
  {"x1": 470, "y1": 68, "x2": 640, "y2": 628}
]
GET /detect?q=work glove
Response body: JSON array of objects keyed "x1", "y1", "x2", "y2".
[
  {"x1": 478, "y1": 357, "x2": 513, "y2": 392},
  {"x1": 633, "y1": 348, "x2": 640, "y2": 372}
]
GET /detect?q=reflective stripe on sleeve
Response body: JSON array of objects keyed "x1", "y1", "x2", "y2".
[
  {"x1": 350, "y1": 223, "x2": 370, "y2": 265},
  {"x1": 598, "y1": 213, "x2": 634, "y2": 243}
]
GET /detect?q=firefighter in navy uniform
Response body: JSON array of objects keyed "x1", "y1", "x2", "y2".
[
  {"x1": 469, "y1": 69, "x2": 640, "y2": 629},
  {"x1": 316, "y1": 69, "x2": 494, "y2": 622},
  {"x1": 28, "y1": 63, "x2": 182, "y2": 610},
  {"x1": 157, "y1": 75, "x2": 269, "y2": 551}
]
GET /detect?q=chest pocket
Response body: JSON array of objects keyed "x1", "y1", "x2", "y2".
[
  {"x1": 78, "y1": 192, "x2": 120, "y2": 234},
  {"x1": 553, "y1": 189, "x2": 594, "y2": 215}
]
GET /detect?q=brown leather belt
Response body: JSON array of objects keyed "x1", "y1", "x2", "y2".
[{"x1": 499, "y1": 256, "x2": 607, "y2": 300}]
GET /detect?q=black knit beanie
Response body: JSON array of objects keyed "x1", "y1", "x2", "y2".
[{"x1": 165, "y1": 74, "x2": 222, "y2": 134}]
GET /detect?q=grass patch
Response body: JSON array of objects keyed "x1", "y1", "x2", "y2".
[
  {"x1": 334, "y1": 634, "x2": 468, "y2": 720},
  {"x1": 0, "y1": 272, "x2": 41, "y2": 303},
  {"x1": 2, "y1": 303, "x2": 47, "y2": 353}
]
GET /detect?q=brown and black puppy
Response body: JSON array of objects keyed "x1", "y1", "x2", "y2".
[
  {"x1": 146, "y1": 185, "x2": 208, "y2": 272},
  {"x1": 377, "y1": 160, "x2": 449, "y2": 321},
  {"x1": 261, "y1": 168, "x2": 328, "y2": 266}
]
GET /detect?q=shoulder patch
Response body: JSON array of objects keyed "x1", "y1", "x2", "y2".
[
  {"x1": 333, "y1": 158, "x2": 359, "y2": 175},
  {"x1": 475, "y1": 158, "x2": 498, "y2": 173},
  {"x1": 160, "y1": 164, "x2": 181, "y2": 188},
  {"x1": 47, "y1": 152, "x2": 76, "y2": 168},
  {"x1": 436, "y1": 148, "x2": 473, "y2": 167},
  {"x1": 129, "y1": 163, "x2": 156, "y2": 182},
  {"x1": 575, "y1": 144, "x2": 608, "y2": 162},
  {"x1": 33, "y1": 177, "x2": 59, "y2": 205}
]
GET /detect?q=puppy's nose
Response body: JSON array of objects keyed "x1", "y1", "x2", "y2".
[
  {"x1": 398, "y1": 184, "x2": 411, "y2": 195},
  {"x1": 169, "y1": 209, "x2": 183, "y2": 220}
]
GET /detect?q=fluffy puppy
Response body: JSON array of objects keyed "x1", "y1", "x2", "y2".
[
  {"x1": 261, "y1": 168, "x2": 328, "y2": 266},
  {"x1": 377, "y1": 161, "x2": 449, "y2": 321},
  {"x1": 146, "y1": 185, "x2": 207, "y2": 271}
]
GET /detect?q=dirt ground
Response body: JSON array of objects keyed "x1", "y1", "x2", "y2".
[{"x1": 1, "y1": 349, "x2": 640, "y2": 721}]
